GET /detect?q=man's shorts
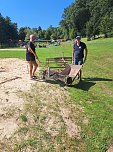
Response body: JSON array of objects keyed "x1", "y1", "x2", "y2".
[{"x1": 74, "y1": 58, "x2": 83, "y2": 65}]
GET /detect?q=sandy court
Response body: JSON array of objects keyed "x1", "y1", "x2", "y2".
[
  {"x1": 0, "y1": 58, "x2": 37, "y2": 139},
  {"x1": 0, "y1": 58, "x2": 81, "y2": 143}
]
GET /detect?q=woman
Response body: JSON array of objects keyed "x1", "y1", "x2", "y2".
[{"x1": 26, "y1": 34, "x2": 40, "y2": 80}]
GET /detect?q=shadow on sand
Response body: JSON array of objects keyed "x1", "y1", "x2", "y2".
[{"x1": 0, "y1": 77, "x2": 21, "y2": 85}]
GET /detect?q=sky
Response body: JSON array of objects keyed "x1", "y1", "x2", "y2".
[{"x1": 0, "y1": 0, "x2": 74, "y2": 30}]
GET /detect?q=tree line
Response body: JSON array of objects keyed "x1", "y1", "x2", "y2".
[
  {"x1": 0, "y1": 12, "x2": 64, "y2": 47},
  {"x1": 60, "y1": 0, "x2": 113, "y2": 40},
  {"x1": 18, "y1": 26, "x2": 64, "y2": 42},
  {"x1": 0, "y1": 0, "x2": 113, "y2": 47},
  {"x1": 0, "y1": 14, "x2": 18, "y2": 47}
]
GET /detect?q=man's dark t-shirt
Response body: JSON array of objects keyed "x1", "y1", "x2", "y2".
[
  {"x1": 26, "y1": 41, "x2": 36, "y2": 61},
  {"x1": 73, "y1": 42, "x2": 86, "y2": 59}
]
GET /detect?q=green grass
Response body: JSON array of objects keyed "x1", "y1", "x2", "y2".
[
  {"x1": 0, "y1": 38, "x2": 113, "y2": 151},
  {"x1": 0, "y1": 50, "x2": 25, "y2": 58},
  {"x1": 68, "y1": 38, "x2": 113, "y2": 151},
  {"x1": 0, "y1": 41, "x2": 72, "y2": 60}
]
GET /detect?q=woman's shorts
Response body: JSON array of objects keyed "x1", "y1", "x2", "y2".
[{"x1": 26, "y1": 53, "x2": 35, "y2": 61}]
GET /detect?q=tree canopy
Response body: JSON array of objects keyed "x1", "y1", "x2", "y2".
[
  {"x1": 60, "y1": 0, "x2": 113, "y2": 40},
  {"x1": 0, "y1": 13, "x2": 18, "y2": 47}
]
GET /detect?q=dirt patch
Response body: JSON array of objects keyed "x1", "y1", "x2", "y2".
[
  {"x1": 0, "y1": 58, "x2": 36, "y2": 140},
  {"x1": 60, "y1": 107, "x2": 81, "y2": 139}
]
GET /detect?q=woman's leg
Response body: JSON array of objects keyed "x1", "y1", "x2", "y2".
[
  {"x1": 28, "y1": 61, "x2": 33, "y2": 79},
  {"x1": 32, "y1": 61, "x2": 38, "y2": 77}
]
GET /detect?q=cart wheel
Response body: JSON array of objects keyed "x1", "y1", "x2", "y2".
[{"x1": 66, "y1": 77, "x2": 73, "y2": 85}]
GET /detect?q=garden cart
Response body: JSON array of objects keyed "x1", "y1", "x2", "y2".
[{"x1": 42, "y1": 57, "x2": 83, "y2": 85}]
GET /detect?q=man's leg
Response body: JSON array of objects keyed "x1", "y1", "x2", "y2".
[
  {"x1": 78, "y1": 59, "x2": 83, "y2": 80},
  {"x1": 74, "y1": 58, "x2": 78, "y2": 65}
]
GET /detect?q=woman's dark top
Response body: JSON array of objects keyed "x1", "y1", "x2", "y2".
[{"x1": 26, "y1": 41, "x2": 36, "y2": 61}]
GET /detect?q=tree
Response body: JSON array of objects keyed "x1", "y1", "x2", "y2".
[
  {"x1": 100, "y1": 14, "x2": 113, "y2": 37},
  {"x1": 60, "y1": 19, "x2": 69, "y2": 39},
  {"x1": 18, "y1": 27, "x2": 27, "y2": 41},
  {"x1": 0, "y1": 14, "x2": 18, "y2": 47},
  {"x1": 60, "y1": 1, "x2": 90, "y2": 39},
  {"x1": 0, "y1": 14, "x2": 7, "y2": 43},
  {"x1": 59, "y1": 0, "x2": 113, "y2": 40}
]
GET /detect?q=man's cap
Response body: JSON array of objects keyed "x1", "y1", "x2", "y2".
[{"x1": 76, "y1": 36, "x2": 81, "y2": 39}]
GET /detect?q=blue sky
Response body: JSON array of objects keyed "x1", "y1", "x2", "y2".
[{"x1": 0, "y1": 0, "x2": 74, "y2": 29}]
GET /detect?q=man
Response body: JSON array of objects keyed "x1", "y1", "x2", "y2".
[
  {"x1": 72, "y1": 36, "x2": 88, "y2": 65},
  {"x1": 72, "y1": 36, "x2": 88, "y2": 79},
  {"x1": 26, "y1": 34, "x2": 40, "y2": 80}
]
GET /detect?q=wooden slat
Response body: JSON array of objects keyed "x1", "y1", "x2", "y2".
[{"x1": 46, "y1": 57, "x2": 72, "y2": 67}]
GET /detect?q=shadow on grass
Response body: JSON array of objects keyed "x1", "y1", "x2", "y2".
[
  {"x1": 68, "y1": 80, "x2": 96, "y2": 91},
  {"x1": 44, "y1": 79, "x2": 96, "y2": 91},
  {"x1": 83, "y1": 77, "x2": 113, "y2": 82},
  {"x1": 44, "y1": 78, "x2": 96, "y2": 91},
  {"x1": 69, "y1": 77, "x2": 113, "y2": 91},
  {"x1": 43, "y1": 77, "x2": 113, "y2": 91}
]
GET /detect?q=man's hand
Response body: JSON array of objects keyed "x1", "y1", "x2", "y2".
[{"x1": 83, "y1": 57, "x2": 87, "y2": 64}]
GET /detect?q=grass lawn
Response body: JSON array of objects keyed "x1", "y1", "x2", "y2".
[
  {"x1": 0, "y1": 38, "x2": 113, "y2": 151},
  {"x1": 68, "y1": 38, "x2": 113, "y2": 151}
]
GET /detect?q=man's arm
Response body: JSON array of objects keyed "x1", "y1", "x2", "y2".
[
  {"x1": 72, "y1": 49, "x2": 74, "y2": 64},
  {"x1": 84, "y1": 47, "x2": 88, "y2": 63},
  {"x1": 72, "y1": 43, "x2": 75, "y2": 64}
]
